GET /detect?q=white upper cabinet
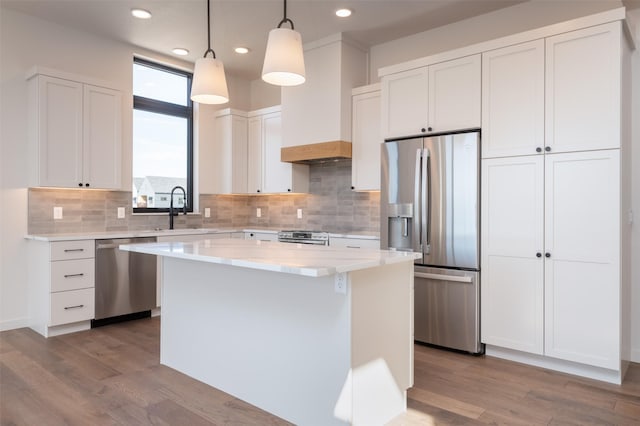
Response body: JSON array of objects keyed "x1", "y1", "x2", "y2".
[
  {"x1": 248, "y1": 107, "x2": 309, "y2": 194},
  {"x1": 482, "y1": 40, "x2": 545, "y2": 158},
  {"x1": 381, "y1": 54, "x2": 480, "y2": 140},
  {"x1": 381, "y1": 67, "x2": 429, "y2": 139},
  {"x1": 545, "y1": 22, "x2": 621, "y2": 153},
  {"x1": 428, "y1": 54, "x2": 481, "y2": 133},
  {"x1": 481, "y1": 155, "x2": 544, "y2": 355},
  {"x1": 28, "y1": 72, "x2": 122, "y2": 189},
  {"x1": 544, "y1": 150, "x2": 620, "y2": 370},
  {"x1": 213, "y1": 109, "x2": 248, "y2": 194},
  {"x1": 351, "y1": 84, "x2": 381, "y2": 191}
]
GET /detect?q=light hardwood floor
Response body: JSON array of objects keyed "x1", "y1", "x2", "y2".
[{"x1": 1, "y1": 317, "x2": 639, "y2": 425}]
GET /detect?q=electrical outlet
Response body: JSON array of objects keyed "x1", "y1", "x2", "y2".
[
  {"x1": 334, "y1": 272, "x2": 348, "y2": 294},
  {"x1": 297, "y1": 208, "x2": 302, "y2": 219},
  {"x1": 117, "y1": 207, "x2": 125, "y2": 219},
  {"x1": 53, "y1": 206, "x2": 63, "y2": 220},
  {"x1": 256, "y1": 207, "x2": 262, "y2": 218},
  {"x1": 204, "y1": 207, "x2": 211, "y2": 218}
]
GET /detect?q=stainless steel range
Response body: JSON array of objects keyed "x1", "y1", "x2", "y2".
[{"x1": 277, "y1": 230, "x2": 329, "y2": 245}]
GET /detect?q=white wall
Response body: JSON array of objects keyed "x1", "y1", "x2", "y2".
[
  {"x1": 0, "y1": 6, "x2": 250, "y2": 329},
  {"x1": 250, "y1": 79, "x2": 281, "y2": 110},
  {"x1": 630, "y1": 8, "x2": 640, "y2": 363}
]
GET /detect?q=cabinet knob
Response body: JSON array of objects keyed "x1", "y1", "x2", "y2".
[
  {"x1": 257, "y1": 189, "x2": 261, "y2": 193},
  {"x1": 287, "y1": 188, "x2": 291, "y2": 192},
  {"x1": 536, "y1": 252, "x2": 542, "y2": 258},
  {"x1": 420, "y1": 128, "x2": 426, "y2": 133},
  {"x1": 351, "y1": 186, "x2": 355, "y2": 190},
  {"x1": 545, "y1": 146, "x2": 551, "y2": 152},
  {"x1": 85, "y1": 183, "x2": 90, "y2": 187},
  {"x1": 78, "y1": 183, "x2": 83, "y2": 187},
  {"x1": 545, "y1": 252, "x2": 551, "y2": 258},
  {"x1": 536, "y1": 147, "x2": 542, "y2": 153},
  {"x1": 428, "y1": 127, "x2": 433, "y2": 132}
]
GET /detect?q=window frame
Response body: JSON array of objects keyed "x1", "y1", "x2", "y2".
[{"x1": 132, "y1": 57, "x2": 194, "y2": 214}]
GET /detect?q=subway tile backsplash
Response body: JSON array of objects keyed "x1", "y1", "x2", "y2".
[{"x1": 28, "y1": 160, "x2": 380, "y2": 235}]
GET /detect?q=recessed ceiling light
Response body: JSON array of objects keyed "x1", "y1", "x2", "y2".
[
  {"x1": 131, "y1": 8, "x2": 152, "y2": 19},
  {"x1": 335, "y1": 8, "x2": 352, "y2": 18},
  {"x1": 234, "y1": 47, "x2": 250, "y2": 54},
  {"x1": 172, "y1": 48, "x2": 189, "y2": 56}
]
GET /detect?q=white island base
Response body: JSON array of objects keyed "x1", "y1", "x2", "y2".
[{"x1": 159, "y1": 251, "x2": 414, "y2": 425}]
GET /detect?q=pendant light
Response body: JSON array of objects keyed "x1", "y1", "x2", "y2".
[
  {"x1": 262, "y1": 0, "x2": 306, "y2": 86},
  {"x1": 190, "y1": 0, "x2": 229, "y2": 104}
]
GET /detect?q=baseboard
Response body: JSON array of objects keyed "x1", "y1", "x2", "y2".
[
  {"x1": 0, "y1": 317, "x2": 29, "y2": 332},
  {"x1": 632, "y1": 348, "x2": 640, "y2": 363}
]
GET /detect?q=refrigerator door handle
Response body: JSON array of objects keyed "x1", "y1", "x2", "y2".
[
  {"x1": 415, "y1": 272, "x2": 473, "y2": 283},
  {"x1": 422, "y1": 148, "x2": 430, "y2": 255},
  {"x1": 414, "y1": 148, "x2": 422, "y2": 252}
]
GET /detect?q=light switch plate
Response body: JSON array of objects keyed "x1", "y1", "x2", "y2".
[
  {"x1": 53, "y1": 206, "x2": 63, "y2": 220},
  {"x1": 256, "y1": 208, "x2": 261, "y2": 218},
  {"x1": 297, "y1": 208, "x2": 302, "y2": 219},
  {"x1": 204, "y1": 207, "x2": 211, "y2": 218},
  {"x1": 117, "y1": 207, "x2": 125, "y2": 219}
]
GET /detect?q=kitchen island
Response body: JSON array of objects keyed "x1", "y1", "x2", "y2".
[{"x1": 120, "y1": 238, "x2": 419, "y2": 425}]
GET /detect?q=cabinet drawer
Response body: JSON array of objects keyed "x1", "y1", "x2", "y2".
[
  {"x1": 51, "y1": 258, "x2": 95, "y2": 292},
  {"x1": 330, "y1": 237, "x2": 380, "y2": 249},
  {"x1": 51, "y1": 240, "x2": 94, "y2": 261},
  {"x1": 50, "y1": 288, "x2": 95, "y2": 326}
]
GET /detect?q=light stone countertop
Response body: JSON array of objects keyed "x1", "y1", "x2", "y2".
[{"x1": 120, "y1": 238, "x2": 414, "y2": 277}]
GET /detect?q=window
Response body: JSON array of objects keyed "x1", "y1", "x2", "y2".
[{"x1": 132, "y1": 57, "x2": 193, "y2": 213}]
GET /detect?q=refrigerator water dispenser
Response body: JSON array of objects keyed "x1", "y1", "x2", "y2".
[{"x1": 387, "y1": 203, "x2": 413, "y2": 251}]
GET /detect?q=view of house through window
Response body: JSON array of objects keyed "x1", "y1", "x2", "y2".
[{"x1": 132, "y1": 58, "x2": 193, "y2": 213}]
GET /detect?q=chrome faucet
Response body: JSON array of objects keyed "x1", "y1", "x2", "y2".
[{"x1": 169, "y1": 186, "x2": 187, "y2": 230}]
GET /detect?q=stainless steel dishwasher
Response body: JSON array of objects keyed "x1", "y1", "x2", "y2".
[{"x1": 94, "y1": 237, "x2": 157, "y2": 325}]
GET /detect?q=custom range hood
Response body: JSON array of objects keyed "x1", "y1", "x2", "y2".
[{"x1": 281, "y1": 34, "x2": 367, "y2": 164}]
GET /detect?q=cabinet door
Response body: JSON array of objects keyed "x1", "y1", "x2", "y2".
[
  {"x1": 247, "y1": 116, "x2": 263, "y2": 194},
  {"x1": 381, "y1": 67, "x2": 428, "y2": 139},
  {"x1": 230, "y1": 115, "x2": 248, "y2": 194},
  {"x1": 83, "y1": 84, "x2": 122, "y2": 189},
  {"x1": 545, "y1": 22, "x2": 621, "y2": 153},
  {"x1": 262, "y1": 112, "x2": 291, "y2": 193},
  {"x1": 428, "y1": 54, "x2": 481, "y2": 133},
  {"x1": 544, "y1": 150, "x2": 620, "y2": 369},
  {"x1": 481, "y1": 156, "x2": 544, "y2": 354},
  {"x1": 482, "y1": 40, "x2": 544, "y2": 158},
  {"x1": 352, "y1": 89, "x2": 381, "y2": 191},
  {"x1": 37, "y1": 76, "x2": 84, "y2": 188}
]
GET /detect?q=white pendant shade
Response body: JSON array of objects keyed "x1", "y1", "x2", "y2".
[
  {"x1": 262, "y1": 27, "x2": 306, "y2": 86},
  {"x1": 191, "y1": 56, "x2": 229, "y2": 104}
]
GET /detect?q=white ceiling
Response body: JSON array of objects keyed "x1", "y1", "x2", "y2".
[{"x1": 2, "y1": 0, "x2": 638, "y2": 80}]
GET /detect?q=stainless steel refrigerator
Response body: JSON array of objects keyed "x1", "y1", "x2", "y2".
[{"x1": 381, "y1": 129, "x2": 482, "y2": 353}]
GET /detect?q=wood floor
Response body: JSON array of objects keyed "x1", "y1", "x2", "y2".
[{"x1": 1, "y1": 317, "x2": 639, "y2": 425}]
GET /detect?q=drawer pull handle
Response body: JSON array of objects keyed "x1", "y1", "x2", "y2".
[
  {"x1": 346, "y1": 246, "x2": 360, "y2": 249},
  {"x1": 64, "y1": 273, "x2": 85, "y2": 278},
  {"x1": 64, "y1": 304, "x2": 84, "y2": 310},
  {"x1": 64, "y1": 248, "x2": 84, "y2": 252}
]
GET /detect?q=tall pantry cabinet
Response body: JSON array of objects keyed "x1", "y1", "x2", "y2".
[{"x1": 481, "y1": 21, "x2": 631, "y2": 382}]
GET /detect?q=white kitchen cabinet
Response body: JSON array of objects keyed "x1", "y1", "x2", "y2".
[
  {"x1": 27, "y1": 70, "x2": 122, "y2": 189},
  {"x1": 248, "y1": 107, "x2": 309, "y2": 194},
  {"x1": 329, "y1": 236, "x2": 380, "y2": 249},
  {"x1": 482, "y1": 40, "x2": 545, "y2": 158},
  {"x1": 545, "y1": 22, "x2": 621, "y2": 153},
  {"x1": 213, "y1": 109, "x2": 248, "y2": 194},
  {"x1": 351, "y1": 84, "x2": 381, "y2": 191},
  {"x1": 481, "y1": 156, "x2": 544, "y2": 354},
  {"x1": 28, "y1": 239, "x2": 96, "y2": 337},
  {"x1": 381, "y1": 54, "x2": 480, "y2": 139},
  {"x1": 481, "y1": 150, "x2": 622, "y2": 370},
  {"x1": 544, "y1": 150, "x2": 620, "y2": 370}
]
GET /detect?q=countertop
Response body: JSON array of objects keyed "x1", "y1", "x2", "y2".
[
  {"x1": 120, "y1": 238, "x2": 415, "y2": 277},
  {"x1": 25, "y1": 228, "x2": 380, "y2": 242}
]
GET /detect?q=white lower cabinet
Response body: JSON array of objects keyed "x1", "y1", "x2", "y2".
[
  {"x1": 329, "y1": 237, "x2": 380, "y2": 249},
  {"x1": 481, "y1": 149, "x2": 621, "y2": 372},
  {"x1": 28, "y1": 239, "x2": 96, "y2": 337}
]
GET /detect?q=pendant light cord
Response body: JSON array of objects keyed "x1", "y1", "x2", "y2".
[
  {"x1": 204, "y1": 0, "x2": 216, "y2": 59},
  {"x1": 277, "y1": 0, "x2": 294, "y2": 29}
]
